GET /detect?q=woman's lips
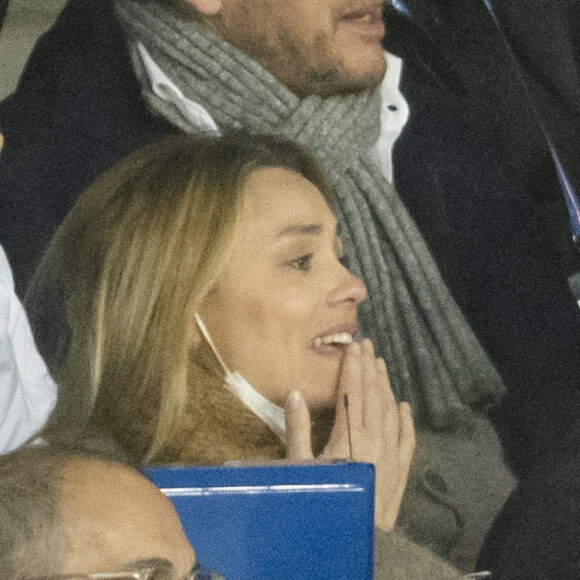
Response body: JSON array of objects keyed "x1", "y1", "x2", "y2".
[
  {"x1": 309, "y1": 325, "x2": 358, "y2": 355},
  {"x1": 311, "y1": 332, "x2": 354, "y2": 349}
]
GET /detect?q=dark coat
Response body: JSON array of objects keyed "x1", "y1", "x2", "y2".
[
  {"x1": 383, "y1": 0, "x2": 580, "y2": 474},
  {"x1": 384, "y1": 1, "x2": 580, "y2": 576},
  {"x1": 0, "y1": 0, "x2": 175, "y2": 291},
  {"x1": 476, "y1": 449, "x2": 580, "y2": 579}
]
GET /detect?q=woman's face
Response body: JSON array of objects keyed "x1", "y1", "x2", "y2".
[{"x1": 200, "y1": 167, "x2": 367, "y2": 409}]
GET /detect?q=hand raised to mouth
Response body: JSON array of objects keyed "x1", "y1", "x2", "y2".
[{"x1": 284, "y1": 339, "x2": 416, "y2": 533}]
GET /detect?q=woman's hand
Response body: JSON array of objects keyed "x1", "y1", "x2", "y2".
[{"x1": 285, "y1": 339, "x2": 415, "y2": 532}]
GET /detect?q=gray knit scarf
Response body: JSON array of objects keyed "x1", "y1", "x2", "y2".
[{"x1": 115, "y1": 0, "x2": 505, "y2": 430}]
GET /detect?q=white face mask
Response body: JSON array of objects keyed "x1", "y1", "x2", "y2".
[{"x1": 194, "y1": 314, "x2": 286, "y2": 443}]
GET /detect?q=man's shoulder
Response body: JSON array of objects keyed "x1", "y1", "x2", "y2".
[
  {"x1": 0, "y1": 0, "x2": 174, "y2": 292},
  {"x1": 1, "y1": 0, "x2": 145, "y2": 135},
  {"x1": 0, "y1": 0, "x2": 175, "y2": 185}
]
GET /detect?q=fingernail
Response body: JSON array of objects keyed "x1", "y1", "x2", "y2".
[
  {"x1": 288, "y1": 390, "x2": 303, "y2": 410},
  {"x1": 363, "y1": 338, "x2": 375, "y2": 353}
]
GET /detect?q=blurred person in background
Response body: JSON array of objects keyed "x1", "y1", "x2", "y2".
[
  {"x1": 0, "y1": 132, "x2": 56, "y2": 455},
  {"x1": 0, "y1": 244, "x2": 56, "y2": 454},
  {"x1": 382, "y1": 2, "x2": 580, "y2": 577}
]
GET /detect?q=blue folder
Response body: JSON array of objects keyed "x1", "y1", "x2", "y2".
[{"x1": 145, "y1": 462, "x2": 375, "y2": 579}]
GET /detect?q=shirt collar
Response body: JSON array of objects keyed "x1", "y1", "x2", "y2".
[{"x1": 134, "y1": 43, "x2": 220, "y2": 134}]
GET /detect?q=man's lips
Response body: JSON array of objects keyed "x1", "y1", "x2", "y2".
[{"x1": 340, "y1": 5, "x2": 385, "y2": 40}]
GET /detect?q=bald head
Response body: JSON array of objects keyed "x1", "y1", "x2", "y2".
[
  {"x1": 0, "y1": 447, "x2": 194, "y2": 579},
  {"x1": 59, "y1": 458, "x2": 195, "y2": 577}
]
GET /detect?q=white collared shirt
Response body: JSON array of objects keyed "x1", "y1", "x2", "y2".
[
  {"x1": 372, "y1": 54, "x2": 409, "y2": 182},
  {"x1": 134, "y1": 44, "x2": 409, "y2": 183},
  {"x1": 0, "y1": 247, "x2": 56, "y2": 454}
]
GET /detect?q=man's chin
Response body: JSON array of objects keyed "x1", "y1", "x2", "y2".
[
  {"x1": 340, "y1": 70, "x2": 386, "y2": 95},
  {"x1": 274, "y1": 47, "x2": 386, "y2": 98},
  {"x1": 313, "y1": 72, "x2": 386, "y2": 98},
  {"x1": 304, "y1": 57, "x2": 387, "y2": 98}
]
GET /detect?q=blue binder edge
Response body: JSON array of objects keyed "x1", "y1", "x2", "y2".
[{"x1": 145, "y1": 461, "x2": 375, "y2": 579}]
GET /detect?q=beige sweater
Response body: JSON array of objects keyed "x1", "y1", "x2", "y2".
[{"x1": 157, "y1": 343, "x2": 286, "y2": 465}]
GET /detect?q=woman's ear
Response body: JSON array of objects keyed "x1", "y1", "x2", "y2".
[{"x1": 182, "y1": 0, "x2": 222, "y2": 16}]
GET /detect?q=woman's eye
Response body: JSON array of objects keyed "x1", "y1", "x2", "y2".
[{"x1": 290, "y1": 254, "x2": 313, "y2": 272}]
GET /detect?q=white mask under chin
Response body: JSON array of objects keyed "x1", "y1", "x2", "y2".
[{"x1": 194, "y1": 314, "x2": 286, "y2": 443}]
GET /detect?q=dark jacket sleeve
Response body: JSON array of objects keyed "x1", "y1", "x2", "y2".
[{"x1": 477, "y1": 452, "x2": 580, "y2": 579}]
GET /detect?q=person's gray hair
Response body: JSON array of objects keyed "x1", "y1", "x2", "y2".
[
  {"x1": 0, "y1": 446, "x2": 65, "y2": 579},
  {"x1": 0, "y1": 440, "x2": 135, "y2": 580}
]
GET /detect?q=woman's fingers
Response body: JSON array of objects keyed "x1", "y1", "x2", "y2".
[
  {"x1": 398, "y1": 402, "x2": 416, "y2": 470},
  {"x1": 377, "y1": 356, "x2": 397, "y2": 411},
  {"x1": 352, "y1": 342, "x2": 416, "y2": 532},
  {"x1": 360, "y1": 339, "x2": 380, "y2": 430},
  {"x1": 322, "y1": 342, "x2": 362, "y2": 459},
  {"x1": 284, "y1": 390, "x2": 315, "y2": 462},
  {"x1": 377, "y1": 402, "x2": 416, "y2": 531},
  {"x1": 384, "y1": 403, "x2": 416, "y2": 525},
  {"x1": 314, "y1": 338, "x2": 416, "y2": 531},
  {"x1": 341, "y1": 341, "x2": 362, "y2": 426}
]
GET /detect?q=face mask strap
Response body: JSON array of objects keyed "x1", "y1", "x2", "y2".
[
  {"x1": 194, "y1": 314, "x2": 286, "y2": 443},
  {"x1": 194, "y1": 313, "x2": 231, "y2": 375}
]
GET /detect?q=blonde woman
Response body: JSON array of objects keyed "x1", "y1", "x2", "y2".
[
  {"x1": 27, "y1": 134, "x2": 417, "y2": 532},
  {"x1": 26, "y1": 134, "x2": 466, "y2": 578}
]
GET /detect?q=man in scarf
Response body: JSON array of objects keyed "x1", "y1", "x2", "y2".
[{"x1": 0, "y1": 0, "x2": 515, "y2": 570}]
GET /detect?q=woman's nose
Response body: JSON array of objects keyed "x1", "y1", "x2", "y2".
[{"x1": 328, "y1": 265, "x2": 367, "y2": 306}]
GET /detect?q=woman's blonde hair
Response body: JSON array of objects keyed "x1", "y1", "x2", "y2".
[{"x1": 27, "y1": 133, "x2": 330, "y2": 463}]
